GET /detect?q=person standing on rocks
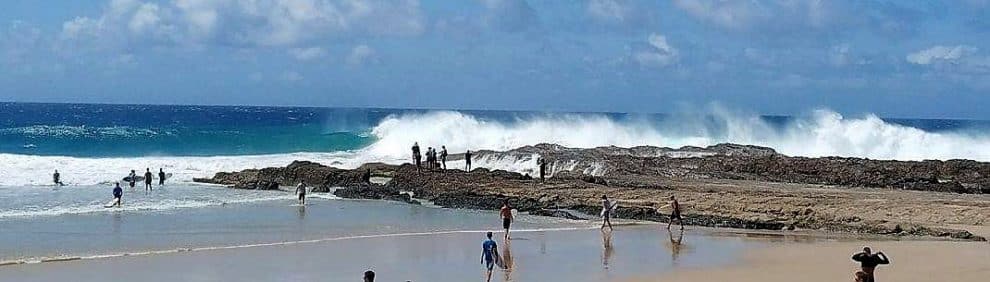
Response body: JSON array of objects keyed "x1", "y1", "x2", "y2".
[
  {"x1": 440, "y1": 146, "x2": 448, "y2": 171},
  {"x1": 426, "y1": 147, "x2": 434, "y2": 171},
  {"x1": 412, "y1": 142, "x2": 422, "y2": 171},
  {"x1": 296, "y1": 182, "x2": 307, "y2": 205},
  {"x1": 481, "y1": 231, "x2": 500, "y2": 282},
  {"x1": 500, "y1": 200, "x2": 513, "y2": 240},
  {"x1": 852, "y1": 247, "x2": 890, "y2": 282},
  {"x1": 537, "y1": 158, "x2": 547, "y2": 182},
  {"x1": 465, "y1": 150, "x2": 473, "y2": 171}
]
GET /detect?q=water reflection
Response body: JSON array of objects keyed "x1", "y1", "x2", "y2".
[{"x1": 601, "y1": 229, "x2": 614, "y2": 270}]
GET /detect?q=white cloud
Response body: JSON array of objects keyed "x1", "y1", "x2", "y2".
[
  {"x1": 672, "y1": 0, "x2": 762, "y2": 30},
  {"x1": 587, "y1": 0, "x2": 632, "y2": 24},
  {"x1": 347, "y1": 44, "x2": 375, "y2": 66},
  {"x1": 906, "y1": 45, "x2": 978, "y2": 65},
  {"x1": 60, "y1": 0, "x2": 426, "y2": 49},
  {"x1": 671, "y1": 0, "x2": 856, "y2": 33},
  {"x1": 634, "y1": 33, "x2": 678, "y2": 67},
  {"x1": 288, "y1": 47, "x2": 327, "y2": 61}
]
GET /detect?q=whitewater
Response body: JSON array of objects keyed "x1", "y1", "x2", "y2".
[{"x1": 2, "y1": 109, "x2": 990, "y2": 187}]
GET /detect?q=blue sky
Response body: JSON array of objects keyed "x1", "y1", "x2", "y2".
[{"x1": 1, "y1": 0, "x2": 989, "y2": 119}]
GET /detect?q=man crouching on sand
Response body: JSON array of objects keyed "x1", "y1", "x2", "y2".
[{"x1": 852, "y1": 246, "x2": 890, "y2": 282}]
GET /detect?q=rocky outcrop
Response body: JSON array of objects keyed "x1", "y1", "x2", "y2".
[
  {"x1": 476, "y1": 143, "x2": 990, "y2": 194},
  {"x1": 196, "y1": 144, "x2": 990, "y2": 241},
  {"x1": 193, "y1": 160, "x2": 378, "y2": 191}
]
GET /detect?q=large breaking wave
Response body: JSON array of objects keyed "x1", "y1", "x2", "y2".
[{"x1": 2, "y1": 109, "x2": 989, "y2": 186}]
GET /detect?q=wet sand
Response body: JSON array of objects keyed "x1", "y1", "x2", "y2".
[
  {"x1": 640, "y1": 240, "x2": 990, "y2": 282},
  {"x1": 0, "y1": 226, "x2": 756, "y2": 282}
]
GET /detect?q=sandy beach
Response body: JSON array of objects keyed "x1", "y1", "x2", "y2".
[
  {"x1": 0, "y1": 225, "x2": 757, "y2": 282},
  {"x1": 642, "y1": 240, "x2": 990, "y2": 282}
]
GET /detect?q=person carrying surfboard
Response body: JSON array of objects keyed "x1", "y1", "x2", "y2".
[
  {"x1": 481, "y1": 231, "x2": 501, "y2": 282},
  {"x1": 158, "y1": 168, "x2": 166, "y2": 186},
  {"x1": 127, "y1": 170, "x2": 137, "y2": 188},
  {"x1": 500, "y1": 200, "x2": 513, "y2": 240},
  {"x1": 601, "y1": 195, "x2": 614, "y2": 230}
]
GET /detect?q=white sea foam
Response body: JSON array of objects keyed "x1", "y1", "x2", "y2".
[
  {"x1": 365, "y1": 109, "x2": 990, "y2": 161},
  {"x1": 0, "y1": 185, "x2": 292, "y2": 219},
  {"x1": 2, "y1": 109, "x2": 989, "y2": 187}
]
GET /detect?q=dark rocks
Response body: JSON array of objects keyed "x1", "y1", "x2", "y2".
[
  {"x1": 476, "y1": 143, "x2": 990, "y2": 194},
  {"x1": 196, "y1": 143, "x2": 990, "y2": 241},
  {"x1": 333, "y1": 184, "x2": 420, "y2": 205},
  {"x1": 529, "y1": 209, "x2": 583, "y2": 220},
  {"x1": 194, "y1": 161, "x2": 392, "y2": 191}
]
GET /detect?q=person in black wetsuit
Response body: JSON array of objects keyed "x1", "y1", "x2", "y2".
[
  {"x1": 363, "y1": 270, "x2": 375, "y2": 282},
  {"x1": 412, "y1": 142, "x2": 421, "y2": 171},
  {"x1": 465, "y1": 150, "x2": 473, "y2": 171},
  {"x1": 537, "y1": 158, "x2": 547, "y2": 182},
  {"x1": 426, "y1": 147, "x2": 435, "y2": 171},
  {"x1": 851, "y1": 246, "x2": 890, "y2": 282},
  {"x1": 53, "y1": 170, "x2": 64, "y2": 186},
  {"x1": 158, "y1": 168, "x2": 166, "y2": 186},
  {"x1": 144, "y1": 168, "x2": 153, "y2": 191}
]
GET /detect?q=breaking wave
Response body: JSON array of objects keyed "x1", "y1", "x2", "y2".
[{"x1": 2, "y1": 108, "x2": 989, "y2": 186}]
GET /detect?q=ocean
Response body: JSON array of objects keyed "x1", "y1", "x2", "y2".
[
  {"x1": 3, "y1": 102, "x2": 990, "y2": 188},
  {"x1": 1, "y1": 102, "x2": 987, "y2": 279}
]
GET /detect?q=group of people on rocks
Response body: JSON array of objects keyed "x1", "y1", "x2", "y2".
[{"x1": 412, "y1": 142, "x2": 472, "y2": 172}]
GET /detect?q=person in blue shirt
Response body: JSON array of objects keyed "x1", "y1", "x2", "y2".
[
  {"x1": 111, "y1": 182, "x2": 123, "y2": 207},
  {"x1": 481, "y1": 232, "x2": 500, "y2": 282}
]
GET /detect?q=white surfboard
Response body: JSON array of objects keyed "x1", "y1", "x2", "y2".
[
  {"x1": 600, "y1": 202, "x2": 619, "y2": 218},
  {"x1": 104, "y1": 198, "x2": 120, "y2": 208}
]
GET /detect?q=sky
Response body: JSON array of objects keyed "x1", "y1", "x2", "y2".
[{"x1": 1, "y1": 0, "x2": 989, "y2": 119}]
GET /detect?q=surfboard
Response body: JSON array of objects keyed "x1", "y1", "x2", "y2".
[
  {"x1": 122, "y1": 176, "x2": 145, "y2": 182},
  {"x1": 600, "y1": 202, "x2": 619, "y2": 218},
  {"x1": 104, "y1": 198, "x2": 120, "y2": 208},
  {"x1": 495, "y1": 253, "x2": 507, "y2": 269}
]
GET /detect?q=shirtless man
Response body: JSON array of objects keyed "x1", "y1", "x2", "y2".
[
  {"x1": 666, "y1": 196, "x2": 684, "y2": 230},
  {"x1": 500, "y1": 200, "x2": 513, "y2": 240},
  {"x1": 852, "y1": 247, "x2": 890, "y2": 282}
]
